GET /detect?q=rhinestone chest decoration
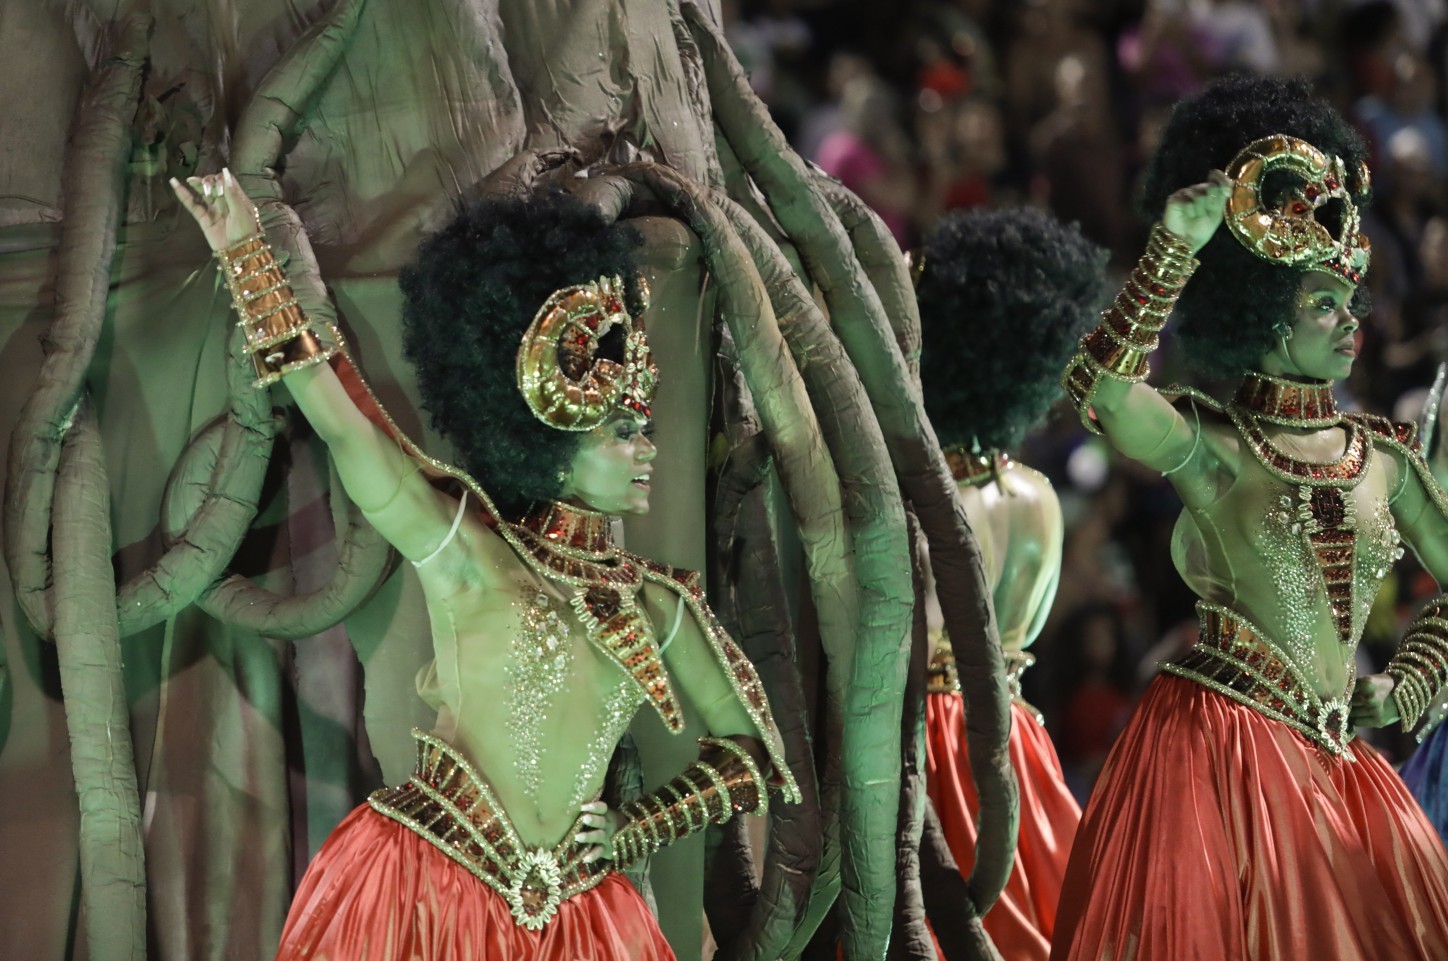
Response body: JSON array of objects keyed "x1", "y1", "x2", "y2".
[
  {"x1": 506, "y1": 590, "x2": 575, "y2": 805},
  {"x1": 499, "y1": 501, "x2": 800, "y2": 807},
  {"x1": 501, "y1": 503, "x2": 684, "y2": 732},
  {"x1": 570, "y1": 679, "x2": 645, "y2": 810},
  {"x1": 1232, "y1": 407, "x2": 1372, "y2": 648}
]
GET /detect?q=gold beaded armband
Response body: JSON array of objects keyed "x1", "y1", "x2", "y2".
[
  {"x1": 610, "y1": 736, "x2": 767, "y2": 868},
  {"x1": 1388, "y1": 596, "x2": 1448, "y2": 734},
  {"x1": 216, "y1": 233, "x2": 338, "y2": 387},
  {"x1": 1062, "y1": 223, "x2": 1199, "y2": 433}
]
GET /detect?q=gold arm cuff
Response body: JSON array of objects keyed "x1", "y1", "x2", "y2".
[
  {"x1": 1060, "y1": 223, "x2": 1198, "y2": 434},
  {"x1": 248, "y1": 325, "x2": 340, "y2": 388},
  {"x1": 1388, "y1": 596, "x2": 1448, "y2": 732},
  {"x1": 214, "y1": 234, "x2": 339, "y2": 388},
  {"x1": 609, "y1": 736, "x2": 765, "y2": 868}
]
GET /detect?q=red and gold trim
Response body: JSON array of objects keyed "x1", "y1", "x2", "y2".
[
  {"x1": 1388, "y1": 596, "x2": 1448, "y2": 734},
  {"x1": 1063, "y1": 224, "x2": 1198, "y2": 433},
  {"x1": 215, "y1": 232, "x2": 338, "y2": 386},
  {"x1": 945, "y1": 448, "x2": 1011, "y2": 487},
  {"x1": 1164, "y1": 603, "x2": 1354, "y2": 756},
  {"x1": 1233, "y1": 370, "x2": 1339, "y2": 428},
  {"x1": 519, "y1": 500, "x2": 614, "y2": 560},
  {"x1": 369, "y1": 730, "x2": 609, "y2": 931},
  {"x1": 927, "y1": 647, "x2": 1041, "y2": 721},
  {"x1": 610, "y1": 736, "x2": 767, "y2": 867}
]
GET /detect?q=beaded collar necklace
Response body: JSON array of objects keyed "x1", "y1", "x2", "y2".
[
  {"x1": 517, "y1": 500, "x2": 615, "y2": 561},
  {"x1": 1232, "y1": 370, "x2": 1340, "y2": 428}
]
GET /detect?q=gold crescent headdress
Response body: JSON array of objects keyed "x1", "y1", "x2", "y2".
[
  {"x1": 515, "y1": 275, "x2": 658, "y2": 431},
  {"x1": 1224, "y1": 134, "x2": 1371, "y2": 286}
]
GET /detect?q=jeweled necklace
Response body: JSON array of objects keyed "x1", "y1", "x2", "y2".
[
  {"x1": 1229, "y1": 371, "x2": 1368, "y2": 647},
  {"x1": 1232, "y1": 369, "x2": 1340, "y2": 428},
  {"x1": 502, "y1": 501, "x2": 683, "y2": 732}
]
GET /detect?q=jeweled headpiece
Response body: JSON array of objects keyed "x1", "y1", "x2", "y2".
[
  {"x1": 515, "y1": 275, "x2": 657, "y2": 431},
  {"x1": 1224, "y1": 135, "x2": 1371, "y2": 286}
]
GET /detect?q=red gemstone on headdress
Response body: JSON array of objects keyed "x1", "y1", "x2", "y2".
[
  {"x1": 1291, "y1": 202, "x2": 1311, "y2": 215},
  {"x1": 1325, "y1": 176, "x2": 1340, "y2": 191}
]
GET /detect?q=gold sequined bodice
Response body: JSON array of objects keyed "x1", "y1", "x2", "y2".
[{"x1": 1171, "y1": 413, "x2": 1403, "y2": 699}]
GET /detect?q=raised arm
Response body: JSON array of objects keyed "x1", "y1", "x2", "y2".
[
  {"x1": 171, "y1": 171, "x2": 477, "y2": 572},
  {"x1": 1062, "y1": 172, "x2": 1233, "y2": 507}
]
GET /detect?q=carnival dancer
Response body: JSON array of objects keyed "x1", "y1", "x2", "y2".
[
  {"x1": 916, "y1": 208, "x2": 1107, "y2": 961},
  {"x1": 1052, "y1": 74, "x2": 1448, "y2": 960},
  {"x1": 173, "y1": 171, "x2": 798, "y2": 961}
]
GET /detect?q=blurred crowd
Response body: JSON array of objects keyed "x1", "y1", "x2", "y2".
[{"x1": 725, "y1": 0, "x2": 1448, "y2": 799}]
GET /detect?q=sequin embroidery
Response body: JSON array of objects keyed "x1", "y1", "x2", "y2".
[
  {"x1": 506, "y1": 590, "x2": 574, "y2": 805},
  {"x1": 571, "y1": 680, "x2": 645, "y2": 810}
]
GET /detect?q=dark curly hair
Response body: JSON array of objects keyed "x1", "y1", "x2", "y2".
[
  {"x1": 917, "y1": 207, "x2": 1110, "y2": 452},
  {"x1": 1139, "y1": 75, "x2": 1370, "y2": 378},
  {"x1": 399, "y1": 188, "x2": 643, "y2": 519}
]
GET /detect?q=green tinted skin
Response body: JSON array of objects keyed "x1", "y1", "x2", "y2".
[
  {"x1": 174, "y1": 172, "x2": 763, "y2": 855},
  {"x1": 1087, "y1": 172, "x2": 1448, "y2": 728}
]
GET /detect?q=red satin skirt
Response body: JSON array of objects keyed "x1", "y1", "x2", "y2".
[
  {"x1": 276, "y1": 805, "x2": 677, "y2": 961},
  {"x1": 1051, "y1": 674, "x2": 1448, "y2": 961},
  {"x1": 925, "y1": 692, "x2": 1082, "y2": 961}
]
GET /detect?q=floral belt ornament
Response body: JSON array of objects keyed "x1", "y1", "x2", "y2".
[
  {"x1": 369, "y1": 730, "x2": 609, "y2": 930},
  {"x1": 1164, "y1": 603, "x2": 1355, "y2": 758}
]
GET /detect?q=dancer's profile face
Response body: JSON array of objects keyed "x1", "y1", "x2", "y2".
[
  {"x1": 1261, "y1": 273, "x2": 1360, "y2": 383},
  {"x1": 560, "y1": 413, "x2": 656, "y2": 515}
]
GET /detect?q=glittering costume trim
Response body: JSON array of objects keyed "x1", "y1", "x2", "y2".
[
  {"x1": 368, "y1": 730, "x2": 609, "y2": 931},
  {"x1": 502, "y1": 505, "x2": 683, "y2": 734},
  {"x1": 610, "y1": 736, "x2": 767, "y2": 867},
  {"x1": 519, "y1": 501, "x2": 614, "y2": 559},
  {"x1": 1232, "y1": 371, "x2": 1340, "y2": 428},
  {"x1": 1389, "y1": 594, "x2": 1448, "y2": 736},
  {"x1": 319, "y1": 352, "x2": 798, "y2": 804},
  {"x1": 1163, "y1": 602, "x2": 1355, "y2": 757},
  {"x1": 928, "y1": 647, "x2": 1043, "y2": 724},
  {"x1": 1062, "y1": 224, "x2": 1199, "y2": 434},
  {"x1": 214, "y1": 233, "x2": 339, "y2": 387}
]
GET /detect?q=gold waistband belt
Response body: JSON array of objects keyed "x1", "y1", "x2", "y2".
[
  {"x1": 369, "y1": 729, "x2": 608, "y2": 931},
  {"x1": 1163, "y1": 603, "x2": 1354, "y2": 758}
]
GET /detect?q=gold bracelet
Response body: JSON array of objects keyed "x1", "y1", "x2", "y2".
[
  {"x1": 215, "y1": 233, "x2": 338, "y2": 387},
  {"x1": 1062, "y1": 223, "x2": 1199, "y2": 433},
  {"x1": 609, "y1": 736, "x2": 767, "y2": 867},
  {"x1": 1388, "y1": 597, "x2": 1448, "y2": 732}
]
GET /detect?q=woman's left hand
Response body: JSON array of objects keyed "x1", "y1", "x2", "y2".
[
  {"x1": 576, "y1": 800, "x2": 626, "y2": 864},
  {"x1": 1349, "y1": 672, "x2": 1401, "y2": 728}
]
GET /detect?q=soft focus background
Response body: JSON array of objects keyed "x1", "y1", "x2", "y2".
[{"x1": 724, "y1": 0, "x2": 1448, "y2": 796}]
